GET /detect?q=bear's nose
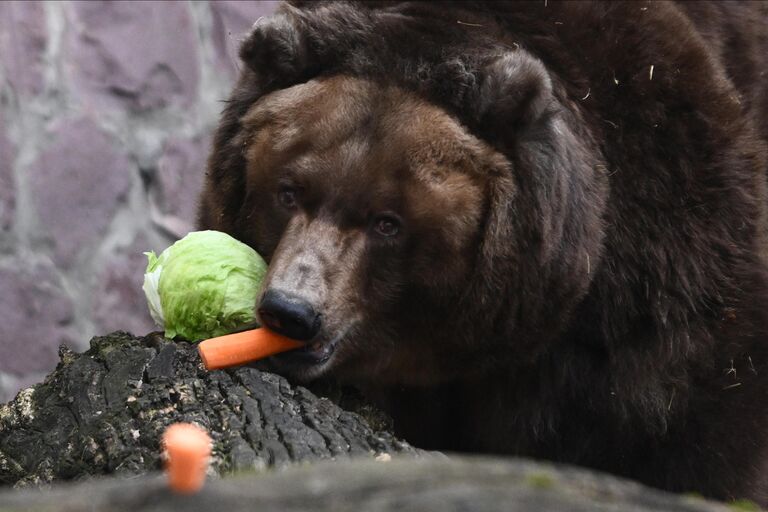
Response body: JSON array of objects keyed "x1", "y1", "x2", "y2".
[{"x1": 257, "y1": 289, "x2": 321, "y2": 341}]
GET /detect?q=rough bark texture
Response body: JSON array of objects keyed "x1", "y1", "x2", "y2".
[
  {"x1": 0, "y1": 332, "x2": 422, "y2": 487},
  {"x1": 0, "y1": 456, "x2": 741, "y2": 512},
  {"x1": 0, "y1": 332, "x2": 758, "y2": 512}
]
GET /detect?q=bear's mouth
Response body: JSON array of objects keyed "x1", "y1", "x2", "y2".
[
  {"x1": 266, "y1": 323, "x2": 357, "y2": 381},
  {"x1": 272, "y1": 333, "x2": 340, "y2": 368},
  {"x1": 294, "y1": 338, "x2": 337, "y2": 363}
]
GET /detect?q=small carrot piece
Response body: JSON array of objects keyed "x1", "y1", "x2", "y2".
[
  {"x1": 198, "y1": 328, "x2": 303, "y2": 370},
  {"x1": 162, "y1": 423, "x2": 211, "y2": 494}
]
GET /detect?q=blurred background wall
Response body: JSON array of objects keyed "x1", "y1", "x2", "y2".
[{"x1": 0, "y1": 0, "x2": 278, "y2": 401}]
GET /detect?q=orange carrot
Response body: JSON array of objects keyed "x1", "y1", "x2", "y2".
[
  {"x1": 198, "y1": 328, "x2": 303, "y2": 370},
  {"x1": 162, "y1": 423, "x2": 211, "y2": 494}
]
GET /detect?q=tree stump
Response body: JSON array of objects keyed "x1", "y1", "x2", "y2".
[
  {"x1": 0, "y1": 332, "x2": 424, "y2": 487},
  {"x1": 0, "y1": 332, "x2": 753, "y2": 512}
]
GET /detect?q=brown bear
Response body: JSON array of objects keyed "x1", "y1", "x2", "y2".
[{"x1": 198, "y1": 1, "x2": 768, "y2": 504}]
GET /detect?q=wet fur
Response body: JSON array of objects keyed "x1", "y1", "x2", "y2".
[{"x1": 199, "y1": 1, "x2": 768, "y2": 504}]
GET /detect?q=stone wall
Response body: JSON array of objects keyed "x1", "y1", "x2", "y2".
[{"x1": 0, "y1": 0, "x2": 278, "y2": 402}]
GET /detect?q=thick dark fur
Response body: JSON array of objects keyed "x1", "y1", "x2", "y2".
[{"x1": 199, "y1": 1, "x2": 768, "y2": 504}]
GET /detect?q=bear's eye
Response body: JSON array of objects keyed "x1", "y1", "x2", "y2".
[
  {"x1": 277, "y1": 186, "x2": 298, "y2": 209},
  {"x1": 373, "y1": 215, "x2": 401, "y2": 237}
]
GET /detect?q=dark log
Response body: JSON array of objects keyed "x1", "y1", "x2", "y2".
[
  {"x1": 0, "y1": 332, "x2": 754, "y2": 512},
  {"x1": 0, "y1": 332, "x2": 424, "y2": 487},
  {"x1": 0, "y1": 456, "x2": 736, "y2": 512}
]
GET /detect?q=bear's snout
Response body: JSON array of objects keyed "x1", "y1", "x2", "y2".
[{"x1": 258, "y1": 289, "x2": 321, "y2": 341}]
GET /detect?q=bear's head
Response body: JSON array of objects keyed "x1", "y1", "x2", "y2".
[{"x1": 200, "y1": 41, "x2": 607, "y2": 386}]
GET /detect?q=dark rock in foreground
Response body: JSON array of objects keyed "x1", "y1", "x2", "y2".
[
  {"x1": 0, "y1": 456, "x2": 736, "y2": 512},
  {"x1": 0, "y1": 332, "x2": 422, "y2": 487}
]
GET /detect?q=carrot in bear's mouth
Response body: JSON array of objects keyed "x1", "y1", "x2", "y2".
[
  {"x1": 198, "y1": 328, "x2": 304, "y2": 370},
  {"x1": 162, "y1": 423, "x2": 211, "y2": 494}
]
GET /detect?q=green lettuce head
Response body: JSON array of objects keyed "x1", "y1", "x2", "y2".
[{"x1": 142, "y1": 230, "x2": 268, "y2": 341}]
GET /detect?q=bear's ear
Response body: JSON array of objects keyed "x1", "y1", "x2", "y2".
[
  {"x1": 238, "y1": 5, "x2": 317, "y2": 89},
  {"x1": 473, "y1": 50, "x2": 553, "y2": 139}
]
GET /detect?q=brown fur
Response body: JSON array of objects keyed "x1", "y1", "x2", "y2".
[{"x1": 199, "y1": 1, "x2": 768, "y2": 504}]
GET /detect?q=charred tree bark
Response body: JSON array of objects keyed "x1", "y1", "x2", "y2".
[
  {"x1": 0, "y1": 332, "x2": 748, "y2": 511},
  {"x1": 0, "y1": 332, "x2": 424, "y2": 487}
]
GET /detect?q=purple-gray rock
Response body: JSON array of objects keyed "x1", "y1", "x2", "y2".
[
  {"x1": 152, "y1": 135, "x2": 210, "y2": 238},
  {"x1": 0, "y1": 112, "x2": 15, "y2": 231},
  {"x1": 92, "y1": 233, "x2": 156, "y2": 336},
  {"x1": 0, "y1": 2, "x2": 47, "y2": 96},
  {"x1": 65, "y1": 1, "x2": 199, "y2": 111},
  {"x1": 0, "y1": 262, "x2": 74, "y2": 378},
  {"x1": 210, "y1": 1, "x2": 279, "y2": 77},
  {"x1": 27, "y1": 117, "x2": 132, "y2": 268},
  {"x1": 0, "y1": 455, "x2": 739, "y2": 512}
]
